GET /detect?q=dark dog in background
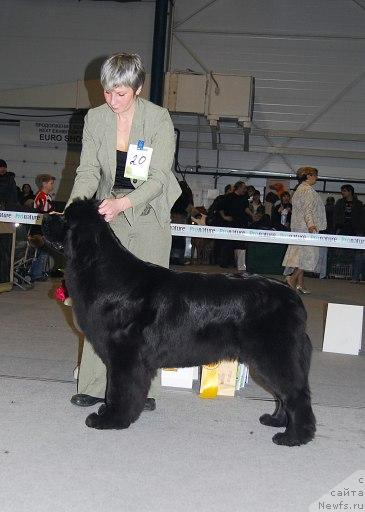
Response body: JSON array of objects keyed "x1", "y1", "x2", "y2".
[{"x1": 43, "y1": 199, "x2": 316, "y2": 446}]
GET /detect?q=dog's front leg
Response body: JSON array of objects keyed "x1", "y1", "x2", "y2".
[{"x1": 85, "y1": 359, "x2": 152, "y2": 430}]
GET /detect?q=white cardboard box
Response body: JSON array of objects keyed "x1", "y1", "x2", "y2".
[
  {"x1": 161, "y1": 367, "x2": 197, "y2": 389},
  {"x1": 323, "y1": 303, "x2": 363, "y2": 355}
]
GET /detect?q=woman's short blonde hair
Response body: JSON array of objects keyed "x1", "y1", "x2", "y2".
[
  {"x1": 100, "y1": 53, "x2": 145, "y2": 93},
  {"x1": 297, "y1": 166, "x2": 318, "y2": 182}
]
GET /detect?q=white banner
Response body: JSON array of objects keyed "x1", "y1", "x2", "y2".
[
  {"x1": 171, "y1": 223, "x2": 365, "y2": 250},
  {"x1": 0, "y1": 210, "x2": 42, "y2": 225},
  {"x1": 0, "y1": 211, "x2": 364, "y2": 249},
  {"x1": 20, "y1": 120, "x2": 83, "y2": 146}
]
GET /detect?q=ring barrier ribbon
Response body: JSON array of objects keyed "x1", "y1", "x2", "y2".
[{"x1": 1, "y1": 210, "x2": 364, "y2": 250}]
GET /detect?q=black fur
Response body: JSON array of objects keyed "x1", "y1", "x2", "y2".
[{"x1": 43, "y1": 199, "x2": 316, "y2": 446}]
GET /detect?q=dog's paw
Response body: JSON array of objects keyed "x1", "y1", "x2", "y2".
[
  {"x1": 272, "y1": 431, "x2": 314, "y2": 447},
  {"x1": 85, "y1": 411, "x2": 131, "y2": 430},
  {"x1": 259, "y1": 413, "x2": 287, "y2": 428}
]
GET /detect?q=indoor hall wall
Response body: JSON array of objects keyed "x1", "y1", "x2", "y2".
[
  {"x1": 0, "y1": 0, "x2": 155, "y2": 201},
  {"x1": 170, "y1": 0, "x2": 365, "y2": 201},
  {"x1": 1, "y1": 0, "x2": 365, "y2": 204},
  {"x1": 171, "y1": 0, "x2": 365, "y2": 133},
  {"x1": 0, "y1": 0, "x2": 155, "y2": 90}
]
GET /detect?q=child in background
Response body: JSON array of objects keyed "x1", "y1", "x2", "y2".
[{"x1": 27, "y1": 174, "x2": 55, "y2": 282}]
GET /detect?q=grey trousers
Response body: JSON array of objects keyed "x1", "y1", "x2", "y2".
[{"x1": 77, "y1": 202, "x2": 171, "y2": 399}]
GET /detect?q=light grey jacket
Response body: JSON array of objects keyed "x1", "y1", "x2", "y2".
[{"x1": 67, "y1": 97, "x2": 181, "y2": 225}]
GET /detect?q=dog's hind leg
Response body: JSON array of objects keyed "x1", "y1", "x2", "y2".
[
  {"x1": 249, "y1": 333, "x2": 316, "y2": 446},
  {"x1": 85, "y1": 352, "x2": 152, "y2": 430},
  {"x1": 271, "y1": 333, "x2": 316, "y2": 446},
  {"x1": 259, "y1": 398, "x2": 287, "y2": 428},
  {"x1": 272, "y1": 384, "x2": 316, "y2": 447}
]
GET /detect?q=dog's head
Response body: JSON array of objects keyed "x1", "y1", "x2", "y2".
[{"x1": 42, "y1": 198, "x2": 103, "y2": 253}]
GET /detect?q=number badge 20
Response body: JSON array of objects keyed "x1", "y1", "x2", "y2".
[{"x1": 125, "y1": 140, "x2": 153, "y2": 182}]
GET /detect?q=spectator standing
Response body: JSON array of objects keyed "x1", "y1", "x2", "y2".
[
  {"x1": 204, "y1": 184, "x2": 232, "y2": 265},
  {"x1": 250, "y1": 205, "x2": 272, "y2": 229},
  {"x1": 20, "y1": 183, "x2": 35, "y2": 207},
  {"x1": 0, "y1": 159, "x2": 18, "y2": 206},
  {"x1": 334, "y1": 185, "x2": 363, "y2": 236},
  {"x1": 324, "y1": 196, "x2": 335, "y2": 234},
  {"x1": 351, "y1": 207, "x2": 365, "y2": 282},
  {"x1": 271, "y1": 191, "x2": 292, "y2": 231},
  {"x1": 27, "y1": 174, "x2": 55, "y2": 282},
  {"x1": 264, "y1": 191, "x2": 279, "y2": 217},
  {"x1": 282, "y1": 167, "x2": 326, "y2": 294},
  {"x1": 246, "y1": 185, "x2": 256, "y2": 200},
  {"x1": 334, "y1": 185, "x2": 365, "y2": 282},
  {"x1": 220, "y1": 181, "x2": 253, "y2": 228},
  {"x1": 249, "y1": 190, "x2": 263, "y2": 216},
  {"x1": 205, "y1": 184, "x2": 232, "y2": 226},
  {"x1": 170, "y1": 180, "x2": 194, "y2": 265},
  {"x1": 217, "y1": 181, "x2": 253, "y2": 267}
]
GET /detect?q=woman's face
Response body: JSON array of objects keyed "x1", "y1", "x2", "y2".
[
  {"x1": 281, "y1": 193, "x2": 290, "y2": 204},
  {"x1": 307, "y1": 173, "x2": 318, "y2": 186},
  {"x1": 104, "y1": 85, "x2": 141, "y2": 115},
  {"x1": 23, "y1": 184, "x2": 30, "y2": 194}
]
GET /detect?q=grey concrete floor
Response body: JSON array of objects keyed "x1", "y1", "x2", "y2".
[{"x1": 0, "y1": 276, "x2": 364, "y2": 512}]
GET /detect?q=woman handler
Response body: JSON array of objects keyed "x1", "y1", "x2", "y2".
[{"x1": 67, "y1": 53, "x2": 180, "y2": 410}]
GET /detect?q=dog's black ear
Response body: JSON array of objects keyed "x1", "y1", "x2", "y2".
[{"x1": 64, "y1": 198, "x2": 103, "y2": 226}]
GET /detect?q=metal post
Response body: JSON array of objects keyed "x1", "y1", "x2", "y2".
[{"x1": 150, "y1": 0, "x2": 169, "y2": 106}]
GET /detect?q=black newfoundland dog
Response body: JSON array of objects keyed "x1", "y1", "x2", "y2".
[{"x1": 43, "y1": 199, "x2": 316, "y2": 446}]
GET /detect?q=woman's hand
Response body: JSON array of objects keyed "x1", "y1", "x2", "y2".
[
  {"x1": 98, "y1": 197, "x2": 132, "y2": 222},
  {"x1": 308, "y1": 225, "x2": 317, "y2": 233}
]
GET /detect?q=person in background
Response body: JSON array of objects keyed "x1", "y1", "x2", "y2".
[
  {"x1": 66, "y1": 52, "x2": 180, "y2": 410},
  {"x1": 20, "y1": 183, "x2": 35, "y2": 207},
  {"x1": 334, "y1": 185, "x2": 363, "y2": 236},
  {"x1": 282, "y1": 167, "x2": 326, "y2": 294},
  {"x1": 249, "y1": 190, "x2": 263, "y2": 216},
  {"x1": 264, "y1": 191, "x2": 279, "y2": 217},
  {"x1": 200, "y1": 184, "x2": 232, "y2": 264},
  {"x1": 27, "y1": 174, "x2": 55, "y2": 282},
  {"x1": 334, "y1": 185, "x2": 365, "y2": 283},
  {"x1": 205, "y1": 184, "x2": 232, "y2": 227},
  {"x1": 250, "y1": 205, "x2": 272, "y2": 230},
  {"x1": 246, "y1": 185, "x2": 256, "y2": 200},
  {"x1": 351, "y1": 206, "x2": 365, "y2": 282},
  {"x1": 170, "y1": 180, "x2": 195, "y2": 265},
  {"x1": 324, "y1": 196, "x2": 335, "y2": 234},
  {"x1": 271, "y1": 191, "x2": 292, "y2": 231},
  {"x1": 0, "y1": 159, "x2": 18, "y2": 206},
  {"x1": 217, "y1": 181, "x2": 253, "y2": 268}
]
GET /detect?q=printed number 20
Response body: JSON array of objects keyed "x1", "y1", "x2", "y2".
[{"x1": 130, "y1": 154, "x2": 147, "y2": 166}]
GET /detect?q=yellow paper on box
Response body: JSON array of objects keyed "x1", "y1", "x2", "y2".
[
  {"x1": 199, "y1": 363, "x2": 219, "y2": 398},
  {"x1": 218, "y1": 360, "x2": 238, "y2": 396}
]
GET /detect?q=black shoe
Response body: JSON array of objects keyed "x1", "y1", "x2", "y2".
[
  {"x1": 70, "y1": 394, "x2": 104, "y2": 407},
  {"x1": 97, "y1": 398, "x2": 156, "y2": 415}
]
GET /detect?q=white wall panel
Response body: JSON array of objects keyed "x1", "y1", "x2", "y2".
[
  {"x1": 0, "y1": 0, "x2": 154, "y2": 89},
  {"x1": 169, "y1": 0, "x2": 365, "y2": 195},
  {"x1": 174, "y1": 0, "x2": 365, "y2": 36},
  {"x1": 0, "y1": 0, "x2": 364, "y2": 202},
  {"x1": 171, "y1": 1, "x2": 365, "y2": 132}
]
